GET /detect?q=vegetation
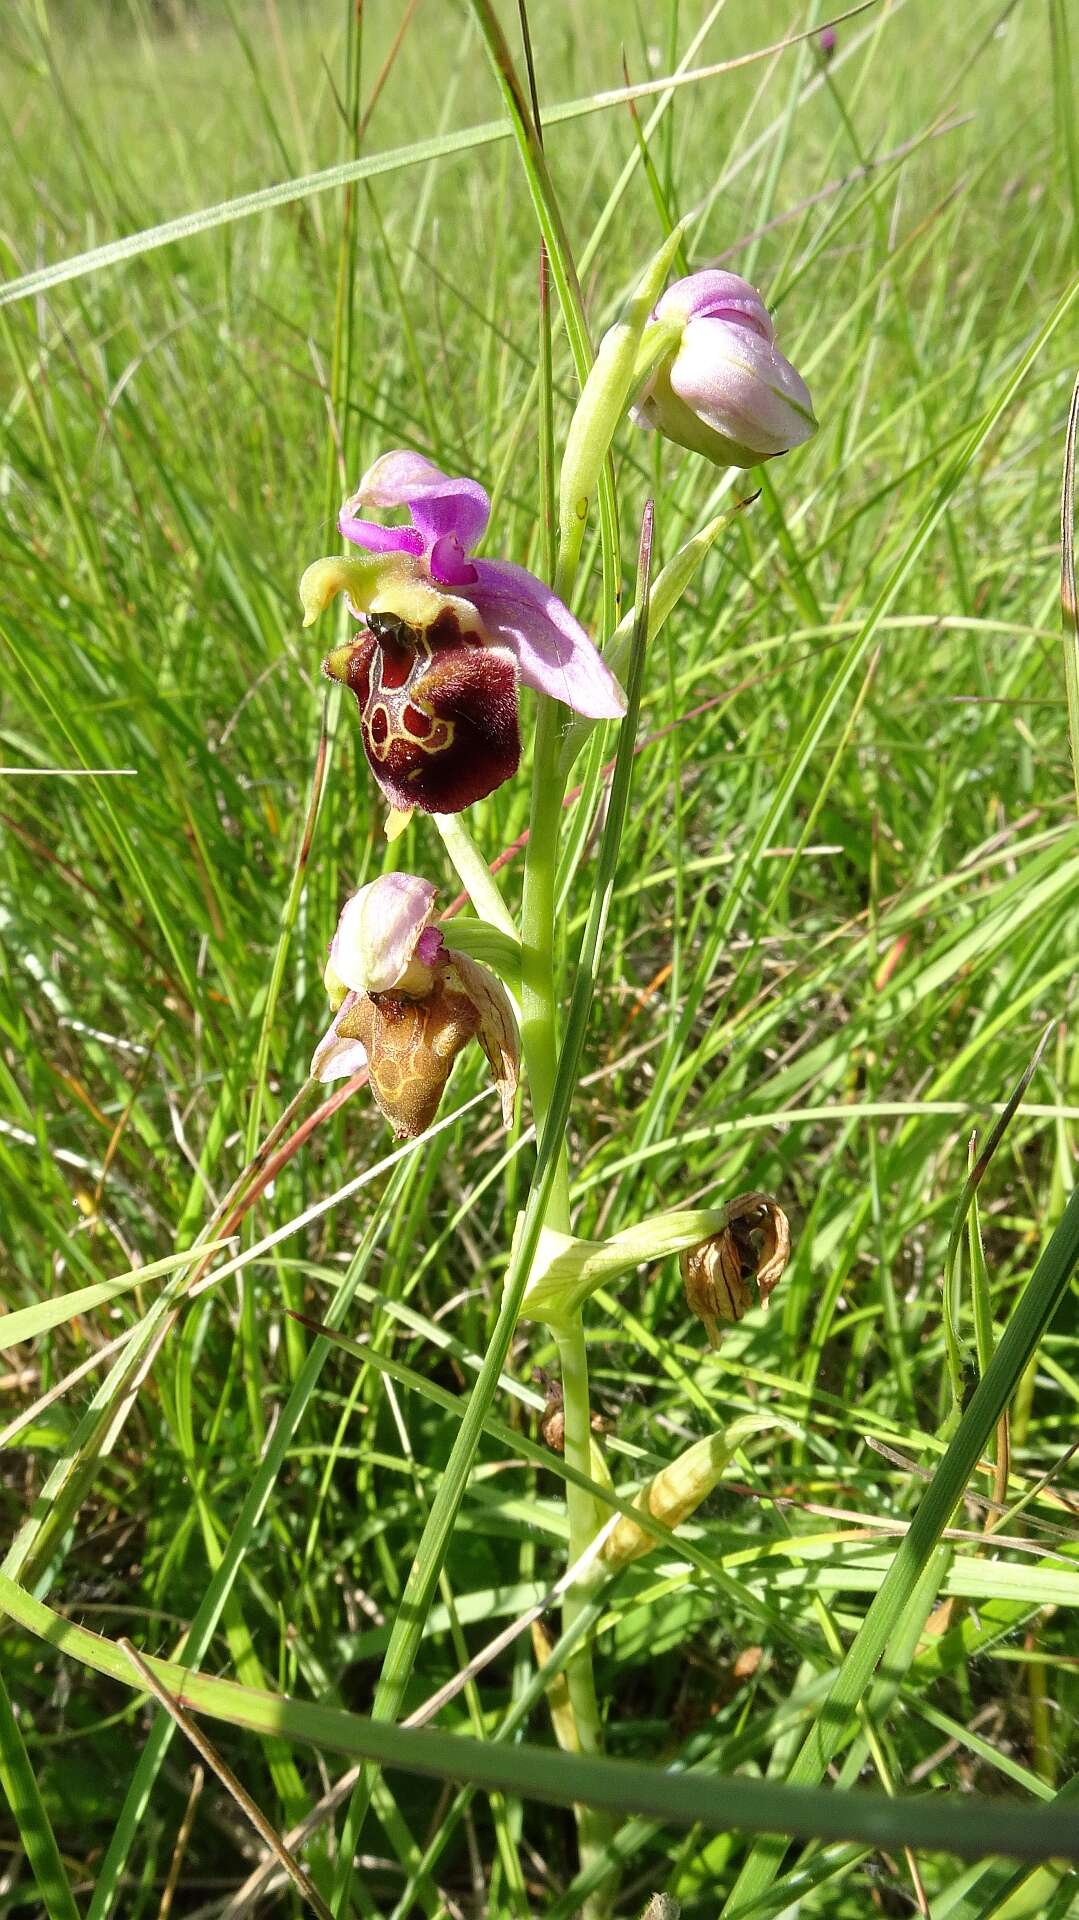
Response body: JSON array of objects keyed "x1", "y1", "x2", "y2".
[{"x1": 2, "y1": 1, "x2": 1079, "y2": 1915}]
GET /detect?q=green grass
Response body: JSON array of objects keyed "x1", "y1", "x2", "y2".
[{"x1": 3, "y1": 0, "x2": 1079, "y2": 1915}]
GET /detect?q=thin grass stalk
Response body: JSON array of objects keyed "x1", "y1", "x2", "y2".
[
  {"x1": 81, "y1": 1163, "x2": 415, "y2": 1920},
  {"x1": 1061, "y1": 373, "x2": 1079, "y2": 816}
]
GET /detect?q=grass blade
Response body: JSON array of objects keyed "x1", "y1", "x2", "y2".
[{"x1": 0, "y1": 1666, "x2": 82, "y2": 1920}]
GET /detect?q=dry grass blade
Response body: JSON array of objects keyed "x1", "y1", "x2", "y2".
[
  {"x1": 119, "y1": 1641, "x2": 333, "y2": 1920},
  {"x1": 158, "y1": 1765, "x2": 204, "y2": 1920}
]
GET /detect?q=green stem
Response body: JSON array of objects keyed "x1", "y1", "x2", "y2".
[
  {"x1": 433, "y1": 810, "x2": 519, "y2": 940},
  {"x1": 520, "y1": 692, "x2": 572, "y2": 1231},
  {"x1": 552, "y1": 1315, "x2": 614, "y2": 1902},
  {"x1": 519, "y1": 644, "x2": 601, "y2": 1895}
]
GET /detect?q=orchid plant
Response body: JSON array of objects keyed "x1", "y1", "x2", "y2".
[{"x1": 299, "y1": 251, "x2": 815, "y2": 1913}]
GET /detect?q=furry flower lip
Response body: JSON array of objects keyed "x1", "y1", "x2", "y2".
[
  {"x1": 634, "y1": 271, "x2": 817, "y2": 467},
  {"x1": 299, "y1": 450, "x2": 626, "y2": 815},
  {"x1": 311, "y1": 872, "x2": 519, "y2": 1140}
]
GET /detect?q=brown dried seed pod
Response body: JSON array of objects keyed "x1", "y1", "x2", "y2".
[
  {"x1": 538, "y1": 1375, "x2": 566, "y2": 1454},
  {"x1": 679, "y1": 1193, "x2": 790, "y2": 1346}
]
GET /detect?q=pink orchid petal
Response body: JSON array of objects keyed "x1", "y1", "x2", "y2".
[
  {"x1": 669, "y1": 317, "x2": 816, "y2": 459},
  {"x1": 329, "y1": 874, "x2": 439, "y2": 994},
  {"x1": 468, "y1": 558, "x2": 626, "y2": 720},
  {"x1": 311, "y1": 994, "x2": 369, "y2": 1083},
  {"x1": 429, "y1": 532, "x2": 479, "y2": 588},
  {"x1": 416, "y1": 925, "x2": 445, "y2": 967},
  {"x1": 656, "y1": 270, "x2": 774, "y2": 341},
  {"x1": 350, "y1": 450, "x2": 490, "y2": 556},
  {"x1": 337, "y1": 517, "x2": 425, "y2": 557}
]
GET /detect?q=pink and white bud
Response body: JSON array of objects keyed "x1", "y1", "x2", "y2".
[
  {"x1": 327, "y1": 873, "x2": 440, "y2": 1001},
  {"x1": 635, "y1": 271, "x2": 817, "y2": 468}
]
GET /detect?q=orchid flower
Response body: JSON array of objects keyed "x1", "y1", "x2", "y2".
[
  {"x1": 299, "y1": 452, "x2": 626, "y2": 817},
  {"x1": 311, "y1": 872, "x2": 518, "y2": 1140},
  {"x1": 635, "y1": 271, "x2": 817, "y2": 467}
]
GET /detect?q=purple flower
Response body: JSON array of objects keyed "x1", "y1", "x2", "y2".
[
  {"x1": 634, "y1": 272, "x2": 817, "y2": 468},
  {"x1": 311, "y1": 873, "x2": 519, "y2": 1139},
  {"x1": 819, "y1": 24, "x2": 837, "y2": 56},
  {"x1": 299, "y1": 452, "x2": 626, "y2": 816}
]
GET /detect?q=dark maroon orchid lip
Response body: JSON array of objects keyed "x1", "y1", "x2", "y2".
[
  {"x1": 301, "y1": 449, "x2": 628, "y2": 814},
  {"x1": 324, "y1": 611, "x2": 521, "y2": 816}
]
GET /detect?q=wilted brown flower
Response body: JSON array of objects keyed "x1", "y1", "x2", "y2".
[
  {"x1": 312, "y1": 878, "x2": 518, "y2": 1140},
  {"x1": 537, "y1": 1373, "x2": 566, "y2": 1454},
  {"x1": 679, "y1": 1192, "x2": 790, "y2": 1347}
]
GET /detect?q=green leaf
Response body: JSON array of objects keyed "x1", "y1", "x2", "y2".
[
  {"x1": 0, "y1": 1665, "x2": 81, "y2": 1920},
  {"x1": 0, "y1": 1242, "x2": 231, "y2": 1349},
  {"x1": 2, "y1": 1569, "x2": 1079, "y2": 1871}
]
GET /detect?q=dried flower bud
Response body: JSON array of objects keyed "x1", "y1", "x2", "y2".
[
  {"x1": 534, "y1": 1371, "x2": 610, "y2": 1454},
  {"x1": 538, "y1": 1374, "x2": 566, "y2": 1454},
  {"x1": 602, "y1": 1416, "x2": 784, "y2": 1571},
  {"x1": 680, "y1": 1193, "x2": 791, "y2": 1347}
]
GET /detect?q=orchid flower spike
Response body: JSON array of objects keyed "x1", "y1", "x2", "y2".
[
  {"x1": 299, "y1": 452, "x2": 626, "y2": 818},
  {"x1": 635, "y1": 272, "x2": 817, "y2": 467},
  {"x1": 311, "y1": 872, "x2": 519, "y2": 1140}
]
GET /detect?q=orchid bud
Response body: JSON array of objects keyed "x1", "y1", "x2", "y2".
[
  {"x1": 601, "y1": 1416, "x2": 784, "y2": 1571},
  {"x1": 680, "y1": 1193, "x2": 791, "y2": 1348},
  {"x1": 558, "y1": 222, "x2": 687, "y2": 574},
  {"x1": 634, "y1": 271, "x2": 816, "y2": 467}
]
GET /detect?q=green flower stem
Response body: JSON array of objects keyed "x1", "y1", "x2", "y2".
[
  {"x1": 520, "y1": 619, "x2": 598, "y2": 1887},
  {"x1": 518, "y1": 518, "x2": 654, "y2": 1915},
  {"x1": 520, "y1": 689, "x2": 572, "y2": 1232},
  {"x1": 552, "y1": 1313, "x2": 615, "y2": 1893},
  {"x1": 433, "y1": 809, "x2": 519, "y2": 941}
]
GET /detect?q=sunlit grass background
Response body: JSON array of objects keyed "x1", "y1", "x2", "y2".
[{"x1": 2, "y1": 0, "x2": 1079, "y2": 1913}]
